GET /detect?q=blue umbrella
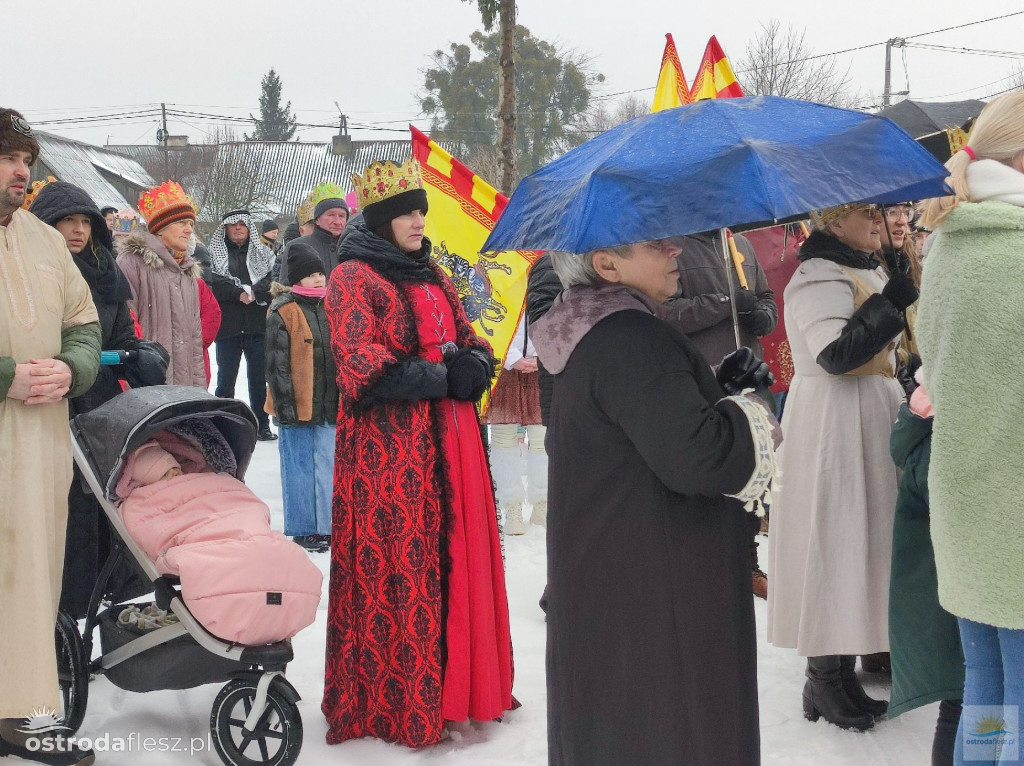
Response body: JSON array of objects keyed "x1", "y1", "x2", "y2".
[{"x1": 482, "y1": 95, "x2": 950, "y2": 253}]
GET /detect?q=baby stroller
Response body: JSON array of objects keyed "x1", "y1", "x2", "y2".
[{"x1": 59, "y1": 385, "x2": 303, "y2": 766}]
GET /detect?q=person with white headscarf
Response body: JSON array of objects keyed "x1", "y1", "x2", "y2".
[{"x1": 204, "y1": 208, "x2": 277, "y2": 439}]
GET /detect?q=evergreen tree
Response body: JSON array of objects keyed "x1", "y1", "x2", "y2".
[{"x1": 246, "y1": 68, "x2": 297, "y2": 141}]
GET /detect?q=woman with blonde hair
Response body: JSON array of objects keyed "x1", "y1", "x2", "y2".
[
  {"x1": 767, "y1": 200, "x2": 916, "y2": 731},
  {"x1": 915, "y1": 91, "x2": 1024, "y2": 766}
]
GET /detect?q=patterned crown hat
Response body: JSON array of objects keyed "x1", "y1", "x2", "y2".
[
  {"x1": 296, "y1": 192, "x2": 316, "y2": 226},
  {"x1": 809, "y1": 202, "x2": 878, "y2": 230},
  {"x1": 20, "y1": 176, "x2": 57, "y2": 210},
  {"x1": 137, "y1": 180, "x2": 197, "y2": 234},
  {"x1": 309, "y1": 181, "x2": 346, "y2": 208},
  {"x1": 352, "y1": 158, "x2": 428, "y2": 230},
  {"x1": 351, "y1": 158, "x2": 424, "y2": 208}
]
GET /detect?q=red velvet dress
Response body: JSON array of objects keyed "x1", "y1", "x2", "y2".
[{"x1": 323, "y1": 256, "x2": 513, "y2": 748}]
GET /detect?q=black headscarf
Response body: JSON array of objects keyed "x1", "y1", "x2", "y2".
[{"x1": 337, "y1": 219, "x2": 441, "y2": 285}]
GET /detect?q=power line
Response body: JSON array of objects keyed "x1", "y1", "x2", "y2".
[{"x1": 904, "y1": 42, "x2": 1024, "y2": 60}]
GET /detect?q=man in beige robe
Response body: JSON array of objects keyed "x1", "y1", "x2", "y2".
[{"x1": 0, "y1": 108, "x2": 101, "y2": 765}]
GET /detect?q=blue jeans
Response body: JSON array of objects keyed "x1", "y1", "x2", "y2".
[
  {"x1": 215, "y1": 333, "x2": 268, "y2": 428},
  {"x1": 955, "y1": 618, "x2": 1024, "y2": 765},
  {"x1": 278, "y1": 423, "x2": 335, "y2": 537}
]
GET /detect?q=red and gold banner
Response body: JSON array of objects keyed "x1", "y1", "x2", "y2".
[
  {"x1": 410, "y1": 126, "x2": 538, "y2": 411},
  {"x1": 652, "y1": 33, "x2": 692, "y2": 112},
  {"x1": 689, "y1": 35, "x2": 744, "y2": 101}
]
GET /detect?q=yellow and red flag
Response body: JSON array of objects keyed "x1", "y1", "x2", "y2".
[
  {"x1": 651, "y1": 33, "x2": 692, "y2": 112},
  {"x1": 410, "y1": 125, "x2": 538, "y2": 411},
  {"x1": 689, "y1": 35, "x2": 744, "y2": 101}
]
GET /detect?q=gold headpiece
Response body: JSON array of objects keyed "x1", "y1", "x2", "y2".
[
  {"x1": 352, "y1": 158, "x2": 424, "y2": 209},
  {"x1": 809, "y1": 202, "x2": 878, "y2": 231},
  {"x1": 297, "y1": 193, "x2": 316, "y2": 226}
]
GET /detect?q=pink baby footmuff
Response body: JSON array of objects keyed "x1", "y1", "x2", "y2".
[
  {"x1": 117, "y1": 441, "x2": 322, "y2": 645},
  {"x1": 68, "y1": 385, "x2": 318, "y2": 766}
]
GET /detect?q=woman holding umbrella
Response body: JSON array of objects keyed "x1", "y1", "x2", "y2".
[
  {"x1": 532, "y1": 240, "x2": 779, "y2": 766},
  {"x1": 767, "y1": 202, "x2": 918, "y2": 730}
]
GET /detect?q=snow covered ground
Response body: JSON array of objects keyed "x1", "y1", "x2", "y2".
[{"x1": 74, "y1": 403, "x2": 940, "y2": 765}]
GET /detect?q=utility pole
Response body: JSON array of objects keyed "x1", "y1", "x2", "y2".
[
  {"x1": 882, "y1": 38, "x2": 906, "y2": 107},
  {"x1": 161, "y1": 102, "x2": 169, "y2": 179}
]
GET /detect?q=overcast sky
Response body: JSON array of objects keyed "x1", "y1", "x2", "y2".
[{"x1": 10, "y1": 0, "x2": 1023, "y2": 149}]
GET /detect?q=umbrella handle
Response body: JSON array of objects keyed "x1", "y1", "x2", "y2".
[
  {"x1": 720, "y1": 228, "x2": 743, "y2": 350},
  {"x1": 727, "y1": 232, "x2": 750, "y2": 290}
]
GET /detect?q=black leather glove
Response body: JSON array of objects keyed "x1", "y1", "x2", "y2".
[
  {"x1": 716, "y1": 347, "x2": 774, "y2": 395},
  {"x1": 881, "y1": 273, "x2": 919, "y2": 311},
  {"x1": 739, "y1": 307, "x2": 775, "y2": 337},
  {"x1": 122, "y1": 340, "x2": 169, "y2": 388},
  {"x1": 446, "y1": 347, "x2": 494, "y2": 401},
  {"x1": 732, "y1": 288, "x2": 758, "y2": 314}
]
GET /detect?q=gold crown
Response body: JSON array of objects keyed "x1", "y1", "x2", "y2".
[
  {"x1": 21, "y1": 176, "x2": 57, "y2": 210},
  {"x1": 352, "y1": 158, "x2": 424, "y2": 208},
  {"x1": 297, "y1": 192, "x2": 316, "y2": 225},
  {"x1": 809, "y1": 202, "x2": 878, "y2": 230}
]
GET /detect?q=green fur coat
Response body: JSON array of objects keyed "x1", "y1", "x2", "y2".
[{"x1": 917, "y1": 199, "x2": 1024, "y2": 630}]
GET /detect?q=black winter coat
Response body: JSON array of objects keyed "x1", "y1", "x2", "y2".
[
  {"x1": 545, "y1": 310, "x2": 760, "y2": 766},
  {"x1": 264, "y1": 290, "x2": 339, "y2": 426},
  {"x1": 205, "y1": 237, "x2": 274, "y2": 339},
  {"x1": 30, "y1": 181, "x2": 150, "y2": 616},
  {"x1": 525, "y1": 254, "x2": 562, "y2": 425},
  {"x1": 279, "y1": 226, "x2": 341, "y2": 285}
]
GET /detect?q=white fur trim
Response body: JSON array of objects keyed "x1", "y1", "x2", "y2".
[{"x1": 721, "y1": 393, "x2": 781, "y2": 516}]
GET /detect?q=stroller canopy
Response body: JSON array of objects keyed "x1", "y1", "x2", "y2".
[{"x1": 71, "y1": 386, "x2": 258, "y2": 500}]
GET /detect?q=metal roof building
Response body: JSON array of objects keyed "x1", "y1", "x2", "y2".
[
  {"x1": 107, "y1": 138, "x2": 459, "y2": 221},
  {"x1": 33, "y1": 132, "x2": 157, "y2": 211}
]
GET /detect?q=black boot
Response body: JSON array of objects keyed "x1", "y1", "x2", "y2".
[
  {"x1": 839, "y1": 655, "x2": 889, "y2": 718},
  {"x1": 803, "y1": 655, "x2": 874, "y2": 731},
  {"x1": 932, "y1": 699, "x2": 962, "y2": 766}
]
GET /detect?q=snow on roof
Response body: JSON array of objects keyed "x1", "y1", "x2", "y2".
[
  {"x1": 106, "y1": 138, "x2": 460, "y2": 220},
  {"x1": 34, "y1": 132, "x2": 156, "y2": 210}
]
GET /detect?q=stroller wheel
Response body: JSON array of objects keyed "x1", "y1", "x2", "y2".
[
  {"x1": 210, "y1": 678, "x2": 302, "y2": 766},
  {"x1": 55, "y1": 610, "x2": 89, "y2": 734}
]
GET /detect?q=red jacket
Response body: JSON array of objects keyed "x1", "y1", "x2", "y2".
[{"x1": 196, "y1": 278, "x2": 221, "y2": 387}]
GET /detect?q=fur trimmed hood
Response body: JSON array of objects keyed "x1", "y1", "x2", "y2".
[{"x1": 117, "y1": 231, "x2": 203, "y2": 280}]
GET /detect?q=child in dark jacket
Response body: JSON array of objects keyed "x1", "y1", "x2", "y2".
[
  {"x1": 265, "y1": 243, "x2": 339, "y2": 553},
  {"x1": 888, "y1": 373, "x2": 964, "y2": 766}
]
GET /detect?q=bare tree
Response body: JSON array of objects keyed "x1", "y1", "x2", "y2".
[
  {"x1": 1005, "y1": 63, "x2": 1024, "y2": 92},
  {"x1": 580, "y1": 93, "x2": 650, "y2": 136},
  {"x1": 735, "y1": 20, "x2": 858, "y2": 107},
  {"x1": 135, "y1": 127, "x2": 275, "y2": 240}
]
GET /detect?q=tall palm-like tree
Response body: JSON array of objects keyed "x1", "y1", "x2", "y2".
[{"x1": 464, "y1": 0, "x2": 516, "y2": 194}]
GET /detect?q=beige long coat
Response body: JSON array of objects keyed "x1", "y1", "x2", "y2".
[
  {"x1": 766, "y1": 258, "x2": 903, "y2": 656},
  {"x1": 0, "y1": 210, "x2": 98, "y2": 717}
]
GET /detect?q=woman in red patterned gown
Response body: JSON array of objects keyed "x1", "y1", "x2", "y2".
[{"x1": 322, "y1": 158, "x2": 514, "y2": 748}]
